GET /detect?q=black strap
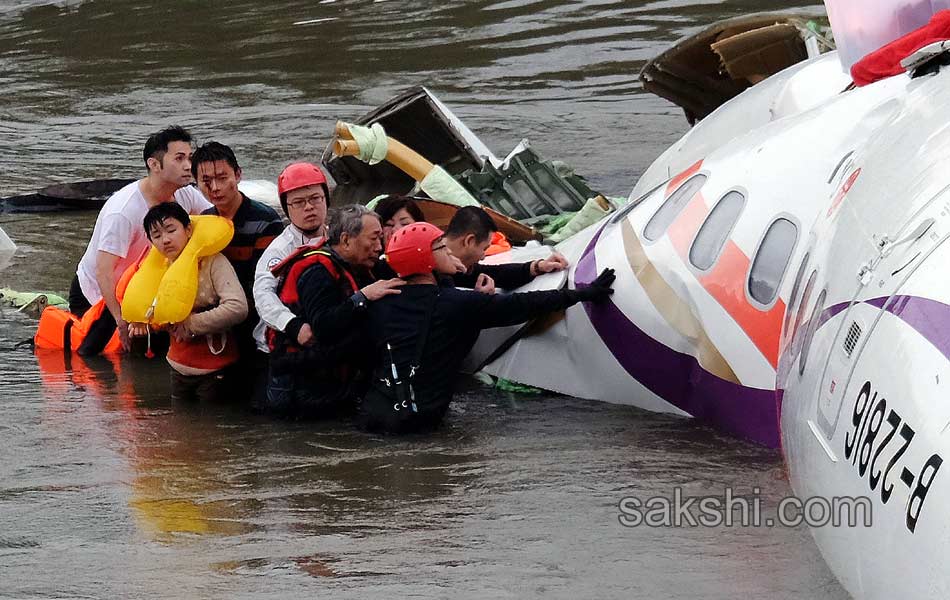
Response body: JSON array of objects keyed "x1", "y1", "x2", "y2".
[
  {"x1": 410, "y1": 290, "x2": 439, "y2": 370},
  {"x1": 63, "y1": 319, "x2": 74, "y2": 354}
]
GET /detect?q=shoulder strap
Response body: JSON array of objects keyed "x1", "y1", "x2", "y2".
[
  {"x1": 269, "y1": 239, "x2": 329, "y2": 277},
  {"x1": 410, "y1": 290, "x2": 439, "y2": 370}
]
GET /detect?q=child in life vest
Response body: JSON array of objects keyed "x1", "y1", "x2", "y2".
[{"x1": 130, "y1": 203, "x2": 247, "y2": 402}]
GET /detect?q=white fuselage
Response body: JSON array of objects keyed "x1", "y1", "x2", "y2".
[
  {"x1": 484, "y1": 51, "x2": 907, "y2": 447},
  {"x1": 483, "y1": 48, "x2": 950, "y2": 596},
  {"x1": 778, "y1": 57, "x2": 950, "y2": 599}
]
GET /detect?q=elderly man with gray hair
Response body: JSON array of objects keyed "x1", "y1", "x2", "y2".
[{"x1": 264, "y1": 204, "x2": 404, "y2": 418}]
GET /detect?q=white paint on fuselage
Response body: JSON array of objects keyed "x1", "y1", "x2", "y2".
[
  {"x1": 487, "y1": 51, "x2": 915, "y2": 411},
  {"x1": 780, "y1": 61, "x2": 950, "y2": 599}
]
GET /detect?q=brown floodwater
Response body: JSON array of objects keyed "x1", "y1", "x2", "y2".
[{"x1": 0, "y1": 1, "x2": 847, "y2": 598}]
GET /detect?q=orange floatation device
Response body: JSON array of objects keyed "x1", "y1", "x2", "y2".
[
  {"x1": 484, "y1": 231, "x2": 512, "y2": 256},
  {"x1": 34, "y1": 215, "x2": 233, "y2": 354},
  {"x1": 34, "y1": 256, "x2": 141, "y2": 353}
]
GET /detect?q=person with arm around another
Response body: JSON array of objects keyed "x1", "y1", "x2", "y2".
[{"x1": 70, "y1": 125, "x2": 211, "y2": 356}]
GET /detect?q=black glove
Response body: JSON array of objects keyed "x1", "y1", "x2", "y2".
[{"x1": 573, "y1": 268, "x2": 616, "y2": 303}]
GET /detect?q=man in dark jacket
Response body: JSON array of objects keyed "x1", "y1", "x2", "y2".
[
  {"x1": 265, "y1": 204, "x2": 403, "y2": 418},
  {"x1": 444, "y1": 206, "x2": 569, "y2": 293},
  {"x1": 194, "y1": 141, "x2": 284, "y2": 402},
  {"x1": 361, "y1": 221, "x2": 614, "y2": 433}
]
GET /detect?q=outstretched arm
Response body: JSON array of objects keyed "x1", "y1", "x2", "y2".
[{"x1": 472, "y1": 268, "x2": 615, "y2": 329}]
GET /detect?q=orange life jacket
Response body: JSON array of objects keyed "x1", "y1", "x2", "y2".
[
  {"x1": 34, "y1": 257, "x2": 141, "y2": 353},
  {"x1": 166, "y1": 329, "x2": 239, "y2": 373},
  {"x1": 485, "y1": 231, "x2": 512, "y2": 256}
]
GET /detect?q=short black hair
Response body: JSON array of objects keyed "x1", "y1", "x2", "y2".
[
  {"x1": 375, "y1": 195, "x2": 425, "y2": 224},
  {"x1": 143, "y1": 125, "x2": 192, "y2": 170},
  {"x1": 143, "y1": 202, "x2": 190, "y2": 237},
  {"x1": 445, "y1": 206, "x2": 497, "y2": 243},
  {"x1": 191, "y1": 141, "x2": 240, "y2": 178}
]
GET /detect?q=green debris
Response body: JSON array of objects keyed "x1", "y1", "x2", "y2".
[
  {"x1": 0, "y1": 288, "x2": 67, "y2": 319},
  {"x1": 419, "y1": 165, "x2": 480, "y2": 208},
  {"x1": 545, "y1": 196, "x2": 615, "y2": 243},
  {"x1": 494, "y1": 377, "x2": 544, "y2": 395}
]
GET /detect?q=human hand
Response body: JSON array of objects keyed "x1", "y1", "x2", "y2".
[
  {"x1": 577, "y1": 268, "x2": 616, "y2": 303},
  {"x1": 128, "y1": 322, "x2": 149, "y2": 337},
  {"x1": 474, "y1": 273, "x2": 496, "y2": 295},
  {"x1": 535, "y1": 252, "x2": 569, "y2": 274},
  {"x1": 170, "y1": 322, "x2": 196, "y2": 342},
  {"x1": 361, "y1": 278, "x2": 405, "y2": 301},
  {"x1": 297, "y1": 323, "x2": 316, "y2": 346},
  {"x1": 117, "y1": 318, "x2": 131, "y2": 351},
  {"x1": 451, "y1": 254, "x2": 466, "y2": 273}
]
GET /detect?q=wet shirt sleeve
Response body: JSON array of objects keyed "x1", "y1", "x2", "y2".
[
  {"x1": 253, "y1": 233, "x2": 297, "y2": 332},
  {"x1": 185, "y1": 254, "x2": 249, "y2": 335},
  {"x1": 179, "y1": 185, "x2": 213, "y2": 213},
  {"x1": 468, "y1": 262, "x2": 534, "y2": 290}
]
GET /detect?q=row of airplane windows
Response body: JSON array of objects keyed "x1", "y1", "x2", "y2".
[{"x1": 642, "y1": 174, "x2": 798, "y2": 308}]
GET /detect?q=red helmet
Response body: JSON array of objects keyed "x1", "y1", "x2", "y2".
[
  {"x1": 277, "y1": 162, "x2": 327, "y2": 196},
  {"x1": 385, "y1": 222, "x2": 445, "y2": 277}
]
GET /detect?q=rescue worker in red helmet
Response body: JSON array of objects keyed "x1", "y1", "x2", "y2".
[
  {"x1": 374, "y1": 203, "x2": 569, "y2": 295},
  {"x1": 263, "y1": 204, "x2": 404, "y2": 418},
  {"x1": 252, "y1": 162, "x2": 331, "y2": 362},
  {"x1": 360, "y1": 222, "x2": 616, "y2": 433}
]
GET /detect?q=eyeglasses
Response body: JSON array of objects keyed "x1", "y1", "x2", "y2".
[
  {"x1": 432, "y1": 243, "x2": 448, "y2": 252},
  {"x1": 287, "y1": 195, "x2": 326, "y2": 210}
]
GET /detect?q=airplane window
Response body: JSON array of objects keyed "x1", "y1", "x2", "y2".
[
  {"x1": 643, "y1": 174, "x2": 707, "y2": 241},
  {"x1": 748, "y1": 218, "x2": 798, "y2": 306},
  {"x1": 799, "y1": 289, "x2": 827, "y2": 376},
  {"x1": 689, "y1": 191, "x2": 745, "y2": 270},
  {"x1": 790, "y1": 269, "x2": 817, "y2": 353},
  {"x1": 784, "y1": 252, "x2": 811, "y2": 335},
  {"x1": 609, "y1": 179, "x2": 668, "y2": 225}
]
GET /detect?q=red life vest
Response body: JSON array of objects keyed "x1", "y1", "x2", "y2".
[{"x1": 266, "y1": 242, "x2": 359, "y2": 353}]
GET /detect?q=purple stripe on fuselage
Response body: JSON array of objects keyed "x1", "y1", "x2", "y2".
[
  {"x1": 777, "y1": 295, "x2": 950, "y2": 400},
  {"x1": 820, "y1": 295, "x2": 950, "y2": 363},
  {"x1": 574, "y1": 225, "x2": 780, "y2": 448}
]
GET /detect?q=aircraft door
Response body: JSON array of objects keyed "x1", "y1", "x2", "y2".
[{"x1": 815, "y1": 196, "x2": 950, "y2": 439}]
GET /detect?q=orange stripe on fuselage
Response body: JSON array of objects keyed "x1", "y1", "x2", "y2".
[
  {"x1": 664, "y1": 179, "x2": 783, "y2": 368},
  {"x1": 667, "y1": 159, "x2": 704, "y2": 196},
  {"x1": 700, "y1": 242, "x2": 784, "y2": 368},
  {"x1": 668, "y1": 191, "x2": 709, "y2": 257}
]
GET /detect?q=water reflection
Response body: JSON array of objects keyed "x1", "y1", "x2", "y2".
[{"x1": 33, "y1": 346, "x2": 490, "y2": 546}]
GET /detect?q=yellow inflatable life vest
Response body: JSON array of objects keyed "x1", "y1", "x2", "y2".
[{"x1": 121, "y1": 215, "x2": 234, "y2": 325}]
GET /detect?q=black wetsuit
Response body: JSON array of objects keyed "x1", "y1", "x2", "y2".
[{"x1": 360, "y1": 282, "x2": 606, "y2": 432}]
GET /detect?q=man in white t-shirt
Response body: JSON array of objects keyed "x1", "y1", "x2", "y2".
[{"x1": 69, "y1": 125, "x2": 212, "y2": 356}]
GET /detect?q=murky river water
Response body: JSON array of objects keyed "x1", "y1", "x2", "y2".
[{"x1": 0, "y1": 1, "x2": 849, "y2": 598}]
